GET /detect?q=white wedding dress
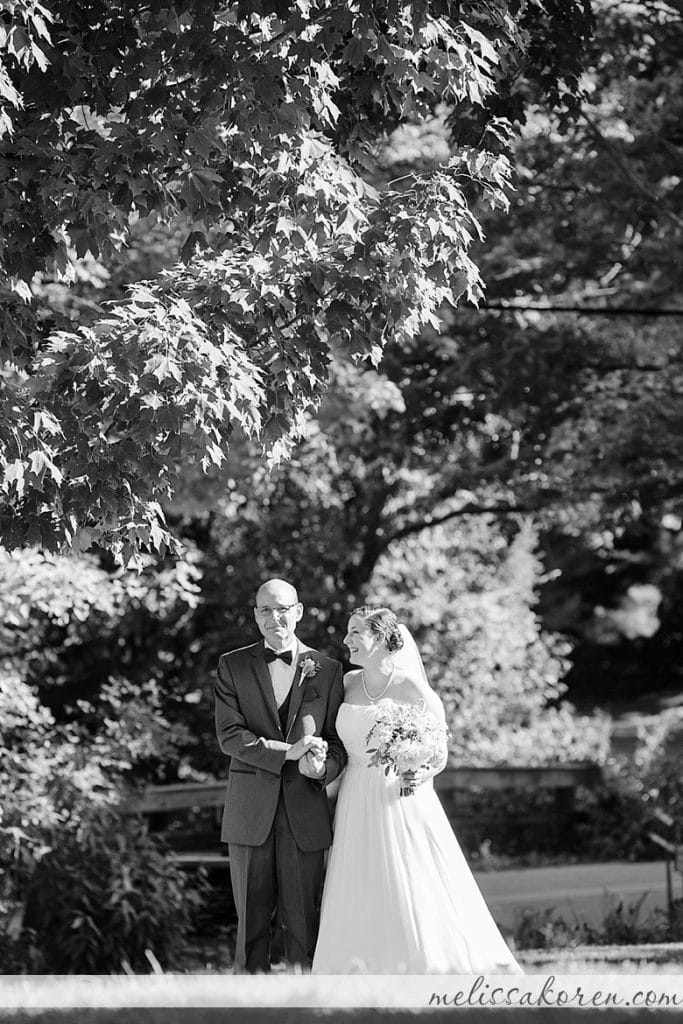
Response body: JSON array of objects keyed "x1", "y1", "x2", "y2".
[{"x1": 312, "y1": 700, "x2": 523, "y2": 974}]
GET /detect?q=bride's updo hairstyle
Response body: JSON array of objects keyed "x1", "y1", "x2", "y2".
[{"x1": 352, "y1": 605, "x2": 404, "y2": 653}]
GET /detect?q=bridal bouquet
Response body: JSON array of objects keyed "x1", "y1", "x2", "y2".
[{"x1": 366, "y1": 702, "x2": 448, "y2": 797}]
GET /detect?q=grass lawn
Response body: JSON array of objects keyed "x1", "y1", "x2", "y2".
[
  {"x1": 1, "y1": 951, "x2": 682, "y2": 1016},
  {"x1": 520, "y1": 941, "x2": 683, "y2": 973},
  {"x1": 1, "y1": 944, "x2": 681, "y2": 1024},
  {"x1": 174, "y1": 938, "x2": 683, "y2": 975}
]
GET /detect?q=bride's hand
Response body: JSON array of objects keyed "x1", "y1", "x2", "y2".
[
  {"x1": 399, "y1": 769, "x2": 416, "y2": 796},
  {"x1": 399, "y1": 766, "x2": 430, "y2": 796},
  {"x1": 286, "y1": 735, "x2": 323, "y2": 761},
  {"x1": 299, "y1": 747, "x2": 327, "y2": 778}
]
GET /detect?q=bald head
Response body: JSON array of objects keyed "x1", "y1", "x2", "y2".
[
  {"x1": 256, "y1": 578, "x2": 299, "y2": 606},
  {"x1": 254, "y1": 578, "x2": 303, "y2": 650}
]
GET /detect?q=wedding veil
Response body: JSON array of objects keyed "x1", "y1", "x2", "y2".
[{"x1": 392, "y1": 624, "x2": 433, "y2": 699}]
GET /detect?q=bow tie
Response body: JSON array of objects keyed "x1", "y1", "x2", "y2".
[{"x1": 265, "y1": 648, "x2": 293, "y2": 665}]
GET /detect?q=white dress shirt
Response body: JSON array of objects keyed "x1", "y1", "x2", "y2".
[{"x1": 264, "y1": 638, "x2": 298, "y2": 708}]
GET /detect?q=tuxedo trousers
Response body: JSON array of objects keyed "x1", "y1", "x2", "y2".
[{"x1": 228, "y1": 790, "x2": 326, "y2": 972}]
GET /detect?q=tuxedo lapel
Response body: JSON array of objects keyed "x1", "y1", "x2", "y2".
[
  {"x1": 285, "y1": 644, "x2": 311, "y2": 739},
  {"x1": 249, "y1": 643, "x2": 281, "y2": 733}
]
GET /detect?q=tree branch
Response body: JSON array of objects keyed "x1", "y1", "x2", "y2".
[
  {"x1": 581, "y1": 362, "x2": 670, "y2": 373},
  {"x1": 482, "y1": 303, "x2": 683, "y2": 317},
  {"x1": 341, "y1": 478, "x2": 401, "y2": 594},
  {"x1": 384, "y1": 501, "x2": 546, "y2": 546},
  {"x1": 517, "y1": 179, "x2": 601, "y2": 195},
  {"x1": 580, "y1": 108, "x2": 683, "y2": 232},
  {"x1": 383, "y1": 473, "x2": 683, "y2": 549}
]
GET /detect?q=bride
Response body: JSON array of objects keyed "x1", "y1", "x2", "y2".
[{"x1": 310, "y1": 605, "x2": 523, "y2": 975}]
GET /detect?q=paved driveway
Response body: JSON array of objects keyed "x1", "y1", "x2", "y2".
[{"x1": 474, "y1": 860, "x2": 677, "y2": 929}]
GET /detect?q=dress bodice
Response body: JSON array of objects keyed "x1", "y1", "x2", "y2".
[{"x1": 336, "y1": 701, "x2": 385, "y2": 768}]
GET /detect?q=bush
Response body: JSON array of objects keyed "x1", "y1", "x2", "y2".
[
  {"x1": 0, "y1": 923, "x2": 43, "y2": 973},
  {"x1": 572, "y1": 715, "x2": 683, "y2": 862},
  {"x1": 512, "y1": 894, "x2": 683, "y2": 951},
  {"x1": 21, "y1": 805, "x2": 206, "y2": 973},
  {"x1": 0, "y1": 552, "x2": 207, "y2": 974},
  {"x1": 595, "y1": 894, "x2": 674, "y2": 947},
  {"x1": 572, "y1": 781, "x2": 655, "y2": 861},
  {"x1": 513, "y1": 906, "x2": 592, "y2": 951}
]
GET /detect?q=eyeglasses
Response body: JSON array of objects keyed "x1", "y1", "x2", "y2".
[{"x1": 254, "y1": 603, "x2": 300, "y2": 619}]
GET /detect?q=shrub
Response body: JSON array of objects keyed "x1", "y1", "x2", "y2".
[
  {"x1": 0, "y1": 549, "x2": 206, "y2": 973},
  {"x1": 595, "y1": 894, "x2": 671, "y2": 947},
  {"x1": 512, "y1": 906, "x2": 593, "y2": 951},
  {"x1": 573, "y1": 714, "x2": 683, "y2": 862},
  {"x1": 572, "y1": 781, "x2": 655, "y2": 861},
  {"x1": 512, "y1": 894, "x2": 683, "y2": 951},
  {"x1": 0, "y1": 926, "x2": 43, "y2": 973},
  {"x1": 22, "y1": 805, "x2": 206, "y2": 973}
]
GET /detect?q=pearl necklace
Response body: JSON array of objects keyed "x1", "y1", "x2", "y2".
[{"x1": 361, "y1": 667, "x2": 394, "y2": 703}]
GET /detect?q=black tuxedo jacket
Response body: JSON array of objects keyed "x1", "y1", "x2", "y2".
[{"x1": 215, "y1": 639, "x2": 346, "y2": 849}]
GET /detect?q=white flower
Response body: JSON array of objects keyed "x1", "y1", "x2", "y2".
[
  {"x1": 365, "y1": 701, "x2": 448, "y2": 792},
  {"x1": 298, "y1": 656, "x2": 320, "y2": 686}
]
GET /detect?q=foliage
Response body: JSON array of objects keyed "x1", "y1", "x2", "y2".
[
  {"x1": 152, "y1": 353, "x2": 610, "y2": 771},
  {"x1": 21, "y1": 805, "x2": 205, "y2": 972},
  {"x1": 307, "y1": 2, "x2": 683, "y2": 653},
  {"x1": 0, "y1": 0, "x2": 557, "y2": 559},
  {"x1": 0, "y1": 672, "x2": 66, "y2": 897},
  {"x1": 462, "y1": 0, "x2": 683, "y2": 532},
  {"x1": 573, "y1": 710, "x2": 683, "y2": 861},
  {"x1": 341, "y1": 0, "x2": 683, "y2": 706},
  {"x1": 158, "y1": 352, "x2": 616, "y2": 775},
  {"x1": 594, "y1": 894, "x2": 679, "y2": 947},
  {"x1": 0, "y1": 544, "x2": 208, "y2": 970},
  {"x1": 2, "y1": 0, "x2": 678, "y2": 599},
  {"x1": 512, "y1": 895, "x2": 683, "y2": 951},
  {"x1": 0, "y1": 654, "x2": 206, "y2": 971},
  {"x1": 172, "y1": 0, "x2": 683, "y2": 705},
  {"x1": 370, "y1": 515, "x2": 611, "y2": 765},
  {"x1": 0, "y1": 669, "x2": 141, "y2": 974},
  {"x1": 513, "y1": 905, "x2": 583, "y2": 951},
  {"x1": 572, "y1": 781, "x2": 654, "y2": 863},
  {"x1": 0, "y1": 544, "x2": 203, "y2": 764}
]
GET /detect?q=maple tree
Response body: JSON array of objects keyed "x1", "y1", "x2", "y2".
[
  {"x1": 177, "y1": 0, "x2": 683, "y2": 710},
  {"x1": 0, "y1": 0, "x2": 596, "y2": 561}
]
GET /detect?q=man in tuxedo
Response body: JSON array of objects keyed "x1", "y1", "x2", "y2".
[{"x1": 215, "y1": 578, "x2": 346, "y2": 972}]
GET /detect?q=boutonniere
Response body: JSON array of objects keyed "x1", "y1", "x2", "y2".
[{"x1": 298, "y1": 656, "x2": 320, "y2": 686}]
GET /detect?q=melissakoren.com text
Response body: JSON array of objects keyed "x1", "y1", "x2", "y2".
[{"x1": 429, "y1": 975, "x2": 683, "y2": 1009}]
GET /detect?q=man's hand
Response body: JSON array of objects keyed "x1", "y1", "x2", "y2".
[{"x1": 285, "y1": 734, "x2": 326, "y2": 762}]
